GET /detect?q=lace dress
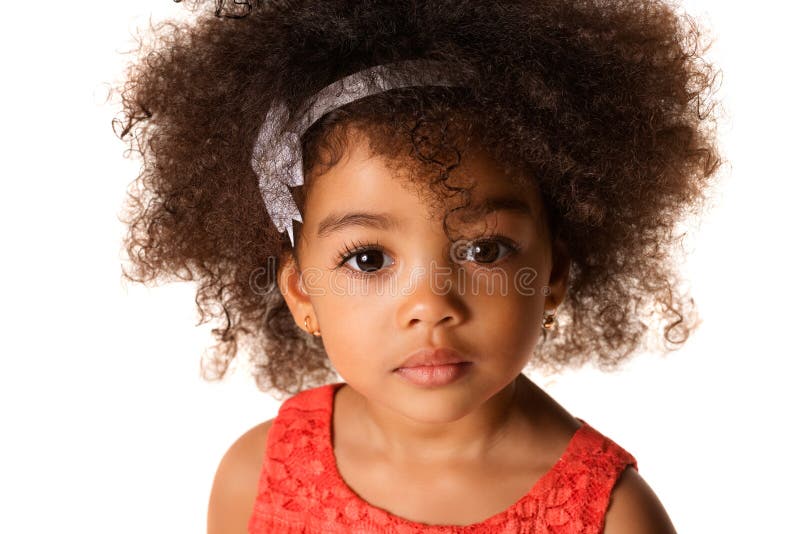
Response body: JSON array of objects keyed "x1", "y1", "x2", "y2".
[{"x1": 249, "y1": 382, "x2": 638, "y2": 533}]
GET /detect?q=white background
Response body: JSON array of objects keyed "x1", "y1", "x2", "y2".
[{"x1": 1, "y1": 1, "x2": 797, "y2": 532}]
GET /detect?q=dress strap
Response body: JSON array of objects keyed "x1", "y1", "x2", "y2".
[{"x1": 249, "y1": 383, "x2": 638, "y2": 533}]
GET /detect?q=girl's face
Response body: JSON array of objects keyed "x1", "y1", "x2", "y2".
[{"x1": 279, "y1": 128, "x2": 568, "y2": 424}]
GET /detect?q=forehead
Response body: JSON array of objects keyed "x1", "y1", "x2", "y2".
[{"x1": 302, "y1": 128, "x2": 545, "y2": 235}]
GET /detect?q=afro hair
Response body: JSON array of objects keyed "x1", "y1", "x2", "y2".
[{"x1": 115, "y1": 0, "x2": 723, "y2": 397}]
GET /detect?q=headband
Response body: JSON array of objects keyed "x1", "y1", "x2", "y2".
[{"x1": 250, "y1": 59, "x2": 468, "y2": 247}]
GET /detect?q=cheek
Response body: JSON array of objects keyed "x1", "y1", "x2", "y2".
[
  {"x1": 466, "y1": 263, "x2": 546, "y2": 309},
  {"x1": 314, "y1": 291, "x2": 390, "y2": 368},
  {"x1": 467, "y1": 273, "x2": 545, "y2": 352}
]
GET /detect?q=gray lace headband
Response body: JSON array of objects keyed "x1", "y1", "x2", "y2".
[{"x1": 250, "y1": 59, "x2": 468, "y2": 247}]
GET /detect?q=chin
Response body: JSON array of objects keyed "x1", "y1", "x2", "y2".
[{"x1": 391, "y1": 392, "x2": 479, "y2": 424}]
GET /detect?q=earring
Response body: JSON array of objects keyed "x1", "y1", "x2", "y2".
[
  {"x1": 303, "y1": 315, "x2": 321, "y2": 337},
  {"x1": 542, "y1": 309, "x2": 558, "y2": 331}
]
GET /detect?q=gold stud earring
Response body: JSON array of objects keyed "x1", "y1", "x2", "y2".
[
  {"x1": 303, "y1": 315, "x2": 322, "y2": 337},
  {"x1": 542, "y1": 309, "x2": 558, "y2": 330}
]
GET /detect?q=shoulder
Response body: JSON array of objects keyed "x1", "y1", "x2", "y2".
[
  {"x1": 207, "y1": 418, "x2": 274, "y2": 534},
  {"x1": 603, "y1": 465, "x2": 677, "y2": 534}
]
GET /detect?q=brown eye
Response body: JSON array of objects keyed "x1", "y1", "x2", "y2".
[
  {"x1": 464, "y1": 238, "x2": 516, "y2": 264},
  {"x1": 471, "y1": 240, "x2": 500, "y2": 263},
  {"x1": 344, "y1": 249, "x2": 393, "y2": 273}
]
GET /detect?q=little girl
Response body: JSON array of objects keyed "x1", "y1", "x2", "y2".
[{"x1": 116, "y1": 0, "x2": 721, "y2": 532}]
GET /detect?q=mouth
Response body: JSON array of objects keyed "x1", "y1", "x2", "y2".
[
  {"x1": 392, "y1": 347, "x2": 473, "y2": 387},
  {"x1": 393, "y1": 362, "x2": 473, "y2": 387},
  {"x1": 394, "y1": 347, "x2": 470, "y2": 371}
]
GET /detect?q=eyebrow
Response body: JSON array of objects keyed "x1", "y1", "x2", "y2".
[
  {"x1": 316, "y1": 195, "x2": 534, "y2": 238},
  {"x1": 464, "y1": 197, "x2": 534, "y2": 220}
]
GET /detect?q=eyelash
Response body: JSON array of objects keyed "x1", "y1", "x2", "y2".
[{"x1": 333, "y1": 233, "x2": 521, "y2": 279}]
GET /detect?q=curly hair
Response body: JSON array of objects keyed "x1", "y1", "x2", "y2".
[{"x1": 115, "y1": 0, "x2": 723, "y2": 398}]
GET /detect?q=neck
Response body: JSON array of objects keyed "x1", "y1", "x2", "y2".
[{"x1": 352, "y1": 374, "x2": 531, "y2": 465}]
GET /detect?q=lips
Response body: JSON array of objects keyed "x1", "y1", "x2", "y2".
[{"x1": 394, "y1": 347, "x2": 470, "y2": 370}]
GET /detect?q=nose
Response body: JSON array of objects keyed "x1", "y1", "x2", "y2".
[{"x1": 396, "y1": 257, "x2": 466, "y2": 330}]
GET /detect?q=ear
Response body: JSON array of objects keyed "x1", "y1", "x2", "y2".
[
  {"x1": 277, "y1": 251, "x2": 315, "y2": 332},
  {"x1": 545, "y1": 236, "x2": 571, "y2": 310}
]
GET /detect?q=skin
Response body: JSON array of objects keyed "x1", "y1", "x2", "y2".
[
  {"x1": 285, "y1": 128, "x2": 569, "y2": 461},
  {"x1": 207, "y1": 127, "x2": 677, "y2": 532}
]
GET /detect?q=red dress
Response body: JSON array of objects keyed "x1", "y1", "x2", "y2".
[{"x1": 249, "y1": 382, "x2": 638, "y2": 533}]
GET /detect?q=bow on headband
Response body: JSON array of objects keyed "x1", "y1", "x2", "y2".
[{"x1": 250, "y1": 59, "x2": 468, "y2": 247}]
